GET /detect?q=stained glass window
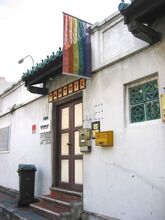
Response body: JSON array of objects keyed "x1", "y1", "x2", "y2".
[{"x1": 129, "y1": 80, "x2": 160, "y2": 123}]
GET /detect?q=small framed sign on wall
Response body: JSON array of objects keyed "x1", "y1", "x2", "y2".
[{"x1": 91, "y1": 121, "x2": 100, "y2": 139}]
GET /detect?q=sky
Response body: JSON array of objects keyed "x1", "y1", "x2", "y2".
[{"x1": 0, "y1": 0, "x2": 121, "y2": 82}]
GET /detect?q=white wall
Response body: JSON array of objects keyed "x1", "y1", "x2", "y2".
[
  {"x1": 0, "y1": 72, "x2": 81, "y2": 196},
  {"x1": 83, "y1": 15, "x2": 165, "y2": 220},
  {"x1": 0, "y1": 81, "x2": 40, "y2": 114},
  {"x1": 91, "y1": 12, "x2": 148, "y2": 72},
  {"x1": 0, "y1": 83, "x2": 52, "y2": 196}
]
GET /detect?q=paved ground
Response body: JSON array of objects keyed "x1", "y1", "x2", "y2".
[
  {"x1": 0, "y1": 213, "x2": 8, "y2": 220},
  {"x1": 0, "y1": 191, "x2": 48, "y2": 220}
]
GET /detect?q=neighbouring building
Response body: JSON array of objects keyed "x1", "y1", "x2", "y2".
[
  {"x1": 0, "y1": 77, "x2": 14, "y2": 94},
  {"x1": 0, "y1": 0, "x2": 165, "y2": 219}
]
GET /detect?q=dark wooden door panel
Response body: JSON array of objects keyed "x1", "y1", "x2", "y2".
[{"x1": 57, "y1": 99, "x2": 83, "y2": 191}]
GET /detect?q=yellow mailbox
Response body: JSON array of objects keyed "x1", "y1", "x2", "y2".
[
  {"x1": 95, "y1": 131, "x2": 113, "y2": 147},
  {"x1": 161, "y1": 94, "x2": 165, "y2": 122}
]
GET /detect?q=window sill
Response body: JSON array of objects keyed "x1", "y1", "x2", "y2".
[
  {"x1": 0, "y1": 150, "x2": 10, "y2": 154},
  {"x1": 126, "y1": 118, "x2": 161, "y2": 128}
]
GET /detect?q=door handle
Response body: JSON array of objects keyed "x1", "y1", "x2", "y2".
[{"x1": 67, "y1": 143, "x2": 71, "y2": 146}]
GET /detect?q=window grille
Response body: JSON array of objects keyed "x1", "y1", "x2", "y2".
[{"x1": 129, "y1": 80, "x2": 160, "y2": 123}]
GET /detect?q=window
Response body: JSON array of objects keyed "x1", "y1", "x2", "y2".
[
  {"x1": 129, "y1": 80, "x2": 160, "y2": 123},
  {"x1": 0, "y1": 125, "x2": 10, "y2": 152}
]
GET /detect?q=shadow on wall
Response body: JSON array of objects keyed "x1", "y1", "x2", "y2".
[{"x1": 35, "y1": 167, "x2": 49, "y2": 196}]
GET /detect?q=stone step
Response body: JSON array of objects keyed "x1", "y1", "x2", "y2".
[
  {"x1": 30, "y1": 188, "x2": 83, "y2": 220},
  {"x1": 30, "y1": 201, "x2": 71, "y2": 220},
  {"x1": 49, "y1": 188, "x2": 83, "y2": 220},
  {"x1": 40, "y1": 195, "x2": 72, "y2": 207},
  {"x1": 50, "y1": 187, "x2": 82, "y2": 198},
  {"x1": 49, "y1": 190, "x2": 82, "y2": 205}
]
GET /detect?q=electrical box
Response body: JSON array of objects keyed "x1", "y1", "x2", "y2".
[
  {"x1": 79, "y1": 128, "x2": 91, "y2": 153},
  {"x1": 95, "y1": 131, "x2": 113, "y2": 147}
]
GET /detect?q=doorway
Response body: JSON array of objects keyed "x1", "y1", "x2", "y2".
[{"x1": 55, "y1": 98, "x2": 83, "y2": 191}]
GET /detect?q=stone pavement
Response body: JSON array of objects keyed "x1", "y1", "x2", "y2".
[
  {"x1": 0, "y1": 190, "x2": 48, "y2": 220},
  {"x1": 0, "y1": 213, "x2": 8, "y2": 220}
]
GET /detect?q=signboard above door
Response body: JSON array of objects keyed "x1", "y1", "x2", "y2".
[{"x1": 48, "y1": 78, "x2": 86, "y2": 103}]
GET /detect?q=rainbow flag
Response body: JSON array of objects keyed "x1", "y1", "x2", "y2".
[{"x1": 63, "y1": 13, "x2": 92, "y2": 78}]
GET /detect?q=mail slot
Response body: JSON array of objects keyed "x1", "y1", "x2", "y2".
[{"x1": 95, "y1": 131, "x2": 113, "y2": 147}]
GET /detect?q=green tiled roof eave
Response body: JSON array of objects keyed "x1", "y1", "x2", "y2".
[{"x1": 22, "y1": 48, "x2": 63, "y2": 82}]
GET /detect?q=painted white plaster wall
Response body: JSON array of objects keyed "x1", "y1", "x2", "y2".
[
  {"x1": 0, "y1": 72, "x2": 81, "y2": 196},
  {"x1": 0, "y1": 81, "x2": 41, "y2": 114},
  {"x1": 83, "y1": 16, "x2": 165, "y2": 220},
  {"x1": 0, "y1": 83, "x2": 52, "y2": 196},
  {"x1": 91, "y1": 13, "x2": 148, "y2": 72}
]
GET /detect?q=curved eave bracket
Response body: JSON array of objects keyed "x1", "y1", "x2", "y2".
[
  {"x1": 118, "y1": 0, "x2": 164, "y2": 45},
  {"x1": 128, "y1": 21, "x2": 161, "y2": 45},
  {"x1": 27, "y1": 85, "x2": 48, "y2": 95}
]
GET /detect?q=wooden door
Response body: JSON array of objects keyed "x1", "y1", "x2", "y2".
[{"x1": 57, "y1": 99, "x2": 83, "y2": 191}]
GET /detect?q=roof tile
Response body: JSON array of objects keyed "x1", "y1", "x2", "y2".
[{"x1": 22, "y1": 48, "x2": 62, "y2": 81}]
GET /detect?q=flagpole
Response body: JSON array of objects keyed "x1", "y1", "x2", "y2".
[
  {"x1": 62, "y1": 12, "x2": 92, "y2": 25},
  {"x1": 62, "y1": 72, "x2": 92, "y2": 79}
]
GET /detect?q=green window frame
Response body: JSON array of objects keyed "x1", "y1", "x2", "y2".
[{"x1": 129, "y1": 80, "x2": 160, "y2": 123}]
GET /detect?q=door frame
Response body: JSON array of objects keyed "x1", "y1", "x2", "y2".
[{"x1": 52, "y1": 92, "x2": 83, "y2": 189}]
